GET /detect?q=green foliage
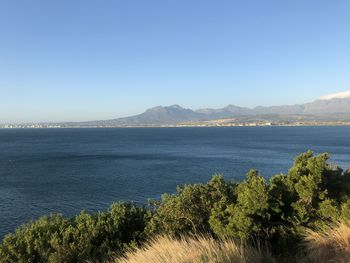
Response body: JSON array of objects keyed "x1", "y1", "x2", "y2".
[
  {"x1": 0, "y1": 203, "x2": 148, "y2": 263},
  {"x1": 210, "y1": 170, "x2": 270, "y2": 239},
  {"x1": 1, "y1": 151, "x2": 350, "y2": 262},
  {"x1": 340, "y1": 199, "x2": 350, "y2": 220},
  {"x1": 146, "y1": 151, "x2": 350, "y2": 242},
  {"x1": 146, "y1": 175, "x2": 236, "y2": 236}
]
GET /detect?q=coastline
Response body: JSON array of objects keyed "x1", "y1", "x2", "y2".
[{"x1": 1, "y1": 121, "x2": 350, "y2": 129}]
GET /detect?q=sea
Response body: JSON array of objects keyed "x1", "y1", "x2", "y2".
[{"x1": 0, "y1": 126, "x2": 350, "y2": 238}]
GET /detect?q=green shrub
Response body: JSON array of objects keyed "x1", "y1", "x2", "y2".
[
  {"x1": 146, "y1": 175, "x2": 236, "y2": 236},
  {"x1": 146, "y1": 151, "x2": 350, "y2": 244},
  {"x1": 0, "y1": 203, "x2": 148, "y2": 263},
  {"x1": 209, "y1": 170, "x2": 270, "y2": 239}
]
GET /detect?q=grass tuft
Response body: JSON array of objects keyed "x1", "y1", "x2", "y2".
[
  {"x1": 304, "y1": 220, "x2": 350, "y2": 263},
  {"x1": 113, "y1": 235, "x2": 274, "y2": 263}
]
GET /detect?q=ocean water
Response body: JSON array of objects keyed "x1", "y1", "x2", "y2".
[{"x1": 0, "y1": 126, "x2": 350, "y2": 238}]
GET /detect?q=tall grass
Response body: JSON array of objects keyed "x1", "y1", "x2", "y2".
[
  {"x1": 113, "y1": 235, "x2": 274, "y2": 263},
  {"x1": 304, "y1": 220, "x2": 350, "y2": 263}
]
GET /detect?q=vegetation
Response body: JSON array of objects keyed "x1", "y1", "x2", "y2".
[
  {"x1": 1, "y1": 151, "x2": 350, "y2": 262},
  {"x1": 0, "y1": 203, "x2": 148, "y2": 263},
  {"x1": 304, "y1": 220, "x2": 350, "y2": 263},
  {"x1": 114, "y1": 235, "x2": 275, "y2": 263}
]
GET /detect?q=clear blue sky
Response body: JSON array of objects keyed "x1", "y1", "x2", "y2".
[{"x1": 1, "y1": 0, "x2": 350, "y2": 122}]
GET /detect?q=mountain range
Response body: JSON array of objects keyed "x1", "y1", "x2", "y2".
[
  {"x1": 5, "y1": 92, "x2": 348, "y2": 128},
  {"x1": 71, "y1": 93, "x2": 350, "y2": 127}
]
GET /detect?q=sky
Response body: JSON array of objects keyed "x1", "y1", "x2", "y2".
[{"x1": 1, "y1": 0, "x2": 350, "y2": 123}]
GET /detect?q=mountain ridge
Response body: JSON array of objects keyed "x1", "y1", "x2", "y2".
[
  {"x1": 85, "y1": 96, "x2": 350, "y2": 126},
  {"x1": 3, "y1": 96, "x2": 350, "y2": 127}
]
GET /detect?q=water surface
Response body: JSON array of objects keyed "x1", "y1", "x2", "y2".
[{"x1": 0, "y1": 126, "x2": 349, "y2": 238}]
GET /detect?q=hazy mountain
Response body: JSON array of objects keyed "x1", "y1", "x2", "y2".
[
  {"x1": 252, "y1": 104, "x2": 305, "y2": 115},
  {"x1": 42, "y1": 92, "x2": 350, "y2": 127},
  {"x1": 96, "y1": 105, "x2": 205, "y2": 125},
  {"x1": 303, "y1": 98, "x2": 350, "y2": 114},
  {"x1": 196, "y1": 104, "x2": 253, "y2": 118},
  {"x1": 253, "y1": 98, "x2": 350, "y2": 115}
]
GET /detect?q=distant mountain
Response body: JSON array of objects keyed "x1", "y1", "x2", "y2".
[
  {"x1": 115, "y1": 104, "x2": 205, "y2": 124},
  {"x1": 51, "y1": 92, "x2": 350, "y2": 127},
  {"x1": 88, "y1": 105, "x2": 205, "y2": 126},
  {"x1": 253, "y1": 104, "x2": 305, "y2": 115},
  {"x1": 196, "y1": 104, "x2": 253, "y2": 118},
  {"x1": 303, "y1": 98, "x2": 350, "y2": 114},
  {"x1": 253, "y1": 98, "x2": 350, "y2": 115}
]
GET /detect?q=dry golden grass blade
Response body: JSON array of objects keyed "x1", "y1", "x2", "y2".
[
  {"x1": 112, "y1": 235, "x2": 274, "y2": 263},
  {"x1": 304, "y1": 220, "x2": 350, "y2": 263}
]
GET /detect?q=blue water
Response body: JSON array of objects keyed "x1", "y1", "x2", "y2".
[{"x1": 0, "y1": 126, "x2": 350, "y2": 238}]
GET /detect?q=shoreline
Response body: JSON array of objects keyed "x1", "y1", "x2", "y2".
[{"x1": 1, "y1": 122, "x2": 350, "y2": 129}]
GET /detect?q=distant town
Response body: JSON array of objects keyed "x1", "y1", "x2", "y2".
[{"x1": 2, "y1": 120, "x2": 350, "y2": 129}]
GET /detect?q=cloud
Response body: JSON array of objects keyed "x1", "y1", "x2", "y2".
[{"x1": 319, "y1": 91, "x2": 350, "y2": 100}]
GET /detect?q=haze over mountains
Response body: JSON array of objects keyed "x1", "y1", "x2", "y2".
[
  {"x1": 75, "y1": 91, "x2": 350, "y2": 127},
  {"x1": 3, "y1": 92, "x2": 350, "y2": 127}
]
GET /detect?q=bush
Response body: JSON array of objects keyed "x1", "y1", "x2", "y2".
[
  {"x1": 0, "y1": 203, "x2": 148, "y2": 263},
  {"x1": 146, "y1": 151, "x2": 350, "y2": 252},
  {"x1": 210, "y1": 152, "x2": 350, "y2": 240},
  {"x1": 209, "y1": 170, "x2": 270, "y2": 239},
  {"x1": 145, "y1": 175, "x2": 236, "y2": 236}
]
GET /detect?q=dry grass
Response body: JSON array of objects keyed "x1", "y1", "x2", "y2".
[
  {"x1": 113, "y1": 235, "x2": 274, "y2": 263},
  {"x1": 304, "y1": 220, "x2": 350, "y2": 263}
]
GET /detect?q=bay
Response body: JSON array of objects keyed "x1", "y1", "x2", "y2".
[{"x1": 0, "y1": 126, "x2": 349, "y2": 238}]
